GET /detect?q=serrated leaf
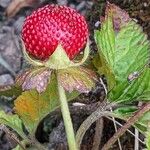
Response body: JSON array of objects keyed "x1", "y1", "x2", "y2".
[
  {"x1": 57, "y1": 66, "x2": 97, "y2": 93},
  {"x1": 16, "y1": 68, "x2": 51, "y2": 93},
  {"x1": 114, "y1": 106, "x2": 137, "y2": 117},
  {"x1": 94, "y1": 3, "x2": 150, "y2": 102},
  {"x1": 0, "y1": 110, "x2": 25, "y2": 139},
  {"x1": 14, "y1": 73, "x2": 79, "y2": 133}
]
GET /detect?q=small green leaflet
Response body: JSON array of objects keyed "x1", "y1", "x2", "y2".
[
  {"x1": 0, "y1": 110, "x2": 25, "y2": 139},
  {"x1": 94, "y1": 3, "x2": 150, "y2": 102}
]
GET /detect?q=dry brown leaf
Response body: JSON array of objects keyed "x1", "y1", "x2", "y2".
[
  {"x1": 58, "y1": 66, "x2": 97, "y2": 93},
  {"x1": 6, "y1": 0, "x2": 37, "y2": 17},
  {"x1": 16, "y1": 68, "x2": 51, "y2": 93}
]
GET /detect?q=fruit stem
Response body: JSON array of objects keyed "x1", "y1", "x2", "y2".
[{"x1": 57, "y1": 74, "x2": 78, "y2": 150}]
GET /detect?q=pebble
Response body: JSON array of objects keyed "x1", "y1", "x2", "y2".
[
  {"x1": 57, "y1": 0, "x2": 68, "y2": 5},
  {"x1": 0, "y1": 74, "x2": 14, "y2": 86},
  {"x1": 0, "y1": 0, "x2": 11, "y2": 8},
  {"x1": 13, "y1": 16, "x2": 25, "y2": 34}
]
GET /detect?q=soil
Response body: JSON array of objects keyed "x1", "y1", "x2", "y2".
[{"x1": 0, "y1": 0, "x2": 149, "y2": 150}]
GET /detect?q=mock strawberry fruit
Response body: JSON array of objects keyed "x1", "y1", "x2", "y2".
[{"x1": 22, "y1": 4, "x2": 88, "y2": 60}]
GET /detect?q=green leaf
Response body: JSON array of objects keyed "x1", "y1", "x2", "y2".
[
  {"x1": 0, "y1": 110, "x2": 25, "y2": 139},
  {"x1": 94, "y1": 3, "x2": 150, "y2": 102},
  {"x1": 45, "y1": 44, "x2": 72, "y2": 69},
  {"x1": 114, "y1": 106, "x2": 137, "y2": 117},
  {"x1": 57, "y1": 66, "x2": 97, "y2": 93}
]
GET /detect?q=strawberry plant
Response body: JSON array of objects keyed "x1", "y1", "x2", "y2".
[
  {"x1": 0, "y1": 2, "x2": 150, "y2": 150},
  {"x1": 0, "y1": 4, "x2": 96, "y2": 150}
]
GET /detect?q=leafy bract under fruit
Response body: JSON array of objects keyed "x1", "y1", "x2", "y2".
[
  {"x1": 58, "y1": 66, "x2": 97, "y2": 93},
  {"x1": 14, "y1": 73, "x2": 79, "y2": 133},
  {"x1": 16, "y1": 67, "x2": 51, "y2": 93},
  {"x1": 94, "y1": 3, "x2": 150, "y2": 102}
]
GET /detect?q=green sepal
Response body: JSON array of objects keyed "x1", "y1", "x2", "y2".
[{"x1": 22, "y1": 41, "x2": 90, "y2": 70}]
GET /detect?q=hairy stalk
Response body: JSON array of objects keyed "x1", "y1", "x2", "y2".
[
  {"x1": 76, "y1": 108, "x2": 115, "y2": 149},
  {"x1": 57, "y1": 75, "x2": 78, "y2": 150},
  {"x1": 102, "y1": 103, "x2": 150, "y2": 150}
]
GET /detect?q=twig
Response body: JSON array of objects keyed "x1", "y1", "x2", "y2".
[
  {"x1": 106, "y1": 116, "x2": 144, "y2": 144},
  {"x1": 134, "y1": 129, "x2": 139, "y2": 150},
  {"x1": 76, "y1": 109, "x2": 116, "y2": 148},
  {"x1": 102, "y1": 103, "x2": 150, "y2": 150},
  {"x1": 0, "y1": 125, "x2": 26, "y2": 150},
  {"x1": 134, "y1": 102, "x2": 143, "y2": 150},
  {"x1": 92, "y1": 118, "x2": 104, "y2": 150}
]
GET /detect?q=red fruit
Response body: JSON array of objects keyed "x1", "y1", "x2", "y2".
[{"x1": 22, "y1": 4, "x2": 88, "y2": 60}]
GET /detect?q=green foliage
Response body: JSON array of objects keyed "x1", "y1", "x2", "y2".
[
  {"x1": 94, "y1": 3, "x2": 150, "y2": 102},
  {"x1": 0, "y1": 110, "x2": 25, "y2": 139},
  {"x1": 94, "y1": 3, "x2": 150, "y2": 149}
]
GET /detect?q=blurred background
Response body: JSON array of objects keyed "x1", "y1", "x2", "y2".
[{"x1": 0, "y1": 0, "x2": 149, "y2": 149}]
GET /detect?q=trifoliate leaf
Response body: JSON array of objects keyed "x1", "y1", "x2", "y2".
[
  {"x1": 94, "y1": 3, "x2": 150, "y2": 102},
  {"x1": 16, "y1": 68, "x2": 51, "y2": 93},
  {"x1": 57, "y1": 66, "x2": 97, "y2": 93}
]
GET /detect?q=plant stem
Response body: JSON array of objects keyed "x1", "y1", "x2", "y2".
[{"x1": 57, "y1": 77, "x2": 78, "y2": 150}]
